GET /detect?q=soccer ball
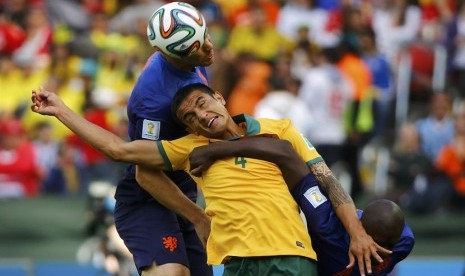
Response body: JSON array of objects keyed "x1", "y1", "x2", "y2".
[{"x1": 147, "y1": 2, "x2": 206, "y2": 59}]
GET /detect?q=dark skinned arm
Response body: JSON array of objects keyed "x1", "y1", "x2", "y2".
[
  {"x1": 189, "y1": 136, "x2": 392, "y2": 275},
  {"x1": 189, "y1": 136, "x2": 309, "y2": 188}
]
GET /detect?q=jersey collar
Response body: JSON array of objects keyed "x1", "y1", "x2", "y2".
[{"x1": 225, "y1": 114, "x2": 261, "y2": 141}]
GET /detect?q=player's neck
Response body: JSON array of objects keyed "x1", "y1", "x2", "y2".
[{"x1": 221, "y1": 121, "x2": 247, "y2": 140}]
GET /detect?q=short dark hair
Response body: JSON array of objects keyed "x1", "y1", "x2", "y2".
[
  {"x1": 171, "y1": 83, "x2": 216, "y2": 126},
  {"x1": 361, "y1": 199, "x2": 405, "y2": 249}
]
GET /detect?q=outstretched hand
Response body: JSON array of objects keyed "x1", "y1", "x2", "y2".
[
  {"x1": 347, "y1": 232, "x2": 392, "y2": 276},
  {"x1": 30, "y1": 87, "x2": 63, "y2": 117}
]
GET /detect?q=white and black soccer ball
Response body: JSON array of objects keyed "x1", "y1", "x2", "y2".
[{"x1": 147, "y1": 2, "x2": 206, "y2": 59}]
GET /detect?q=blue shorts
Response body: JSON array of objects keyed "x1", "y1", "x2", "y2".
[{"x1": 114, "y1": 199, "x2": 213, "y2": 276}]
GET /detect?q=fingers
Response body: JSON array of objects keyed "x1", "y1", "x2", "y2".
[
  {"x1": 346, "y1": 252, "x2": 354, "y2": 269},
  {"x1": 364, "y1": 250, "x2": 372, "y2": 276},
  {"x1": 31, "y1": 90, "x2": 39, "y2": 112},
  {"x1": 30, "y1": 103, "x2": 39, "y2": 112},
  {"x1": 371, "y1": 247, "x2": 384, "y2": 264},
  {"x1": 376, "y1": 244, "x2": 393, "y2": 255},
  {"x1": 190, "y1": 168, "x2": 201, "y2": 177},
  {"x1": 357, "y1": 252, "x2": 366, "y2": 276}
]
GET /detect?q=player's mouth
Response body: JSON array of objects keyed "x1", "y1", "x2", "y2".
[{"x1": 208, "y1": 116, "x2": 218, "y2": 128}]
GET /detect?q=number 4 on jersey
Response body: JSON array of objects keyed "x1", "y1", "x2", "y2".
[{"x1": 235, "y1": 157, "x2": 247, "y2": 168}]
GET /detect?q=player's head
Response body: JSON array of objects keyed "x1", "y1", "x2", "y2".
[
  {"x1": 147, "y1": 2, "x2": 214, "y2": 67},
  {"x1": 171, "y1": 83, "x2": 231, "y2": 138},
  {"x1": 361, "y1": 199, "x2": 405, "y2": 250}
]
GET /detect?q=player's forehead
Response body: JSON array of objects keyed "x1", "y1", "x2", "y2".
[{"x1": 176, "y1": 90, "x2": 205, "y2": 117}]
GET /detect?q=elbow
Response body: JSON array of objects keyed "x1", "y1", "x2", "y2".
[{"x1": 105, "y1": 146, "x2": 124, "y2": 162}]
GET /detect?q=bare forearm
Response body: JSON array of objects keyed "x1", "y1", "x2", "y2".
[
  {"x1": 136, "y1": 166, "x2": 208, "y2": 224},
  {"x1": 198, "y1": 137, "x2": 309, "y2": 188},
  {"x1": 55, "y1": 104, "x2": 125, "y2": 161},
  {"x1": 309, "y1": 161, "x2": 365, "y2": 237},
  {"x1": 205, "y1": 138, "x2": 290, "y2": 162},
  {"x1": 54, "y1": 105, "x2": 165, "y2": 168}
]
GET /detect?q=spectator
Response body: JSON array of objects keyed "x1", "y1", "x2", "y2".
[
  {"x1": 21, "y1": 74, "x2": 85, "y2": 140},
  {"x1": 298, "y1": 47, "x2": 353, "y2": 168},
  {"x1": 444, "y1": 1, "x2": 465, "y2": 96},
  {"x1": 290, "y1": 26, "x2": 319, "y2": 80},
  {"x1": 387, "y1": 123, "x2": 433, "y2": 210},
  {"x1": 31, "y1": 121, "x2": 60, "y2": 188},
  {"x1": 66, "y1": 88, "x2": 121, "y2": 194},
  {"x1": 12, "y1": 6, "x2": 52, "y2": 69},
  {"x1": 0, "y1": 117, "x2": 43, "y2": 198},
  {"x1": 2, "y1": 0, "x2": 30, "y2": 29},
  {"x1": 227, "y1": 0, "x2": 280, "y2": 28},
  {"x1": 415, "y1": 92, "x2": 455, "y2": 163},
  {"x1": 254, "y1": 68, "x2": 311, "y2": 135},
  {"x1": 435, "y1": 110, "x2": 465, "y2": 211},
  {"x1": 359, "y1": 26, "x2": 394, "y2": 139},
  {"x1": 339, "y1": 5, "x2": 366, "y2": 56},
  {"x1": 41, "y1": 142, "x2": 79, "y2": 195},
  {"x1": 337, "y1": 41, "x2": 374, "y2": 200},
  {"x1": 276, "y1": 0, "x2": 338, "y2": 47},
  {"x1": 108, "y1": 0, "x2": 163, "y2": 34},
  {"x1": 0, "y1": 10, "x2": 26, "y2": 56},
  {"x1": 226, "y1": 53, "x2": 272, "y2": 116},
  {"x1": 226, "y1": 7, "x2": 294, "y2": 63},
  {"x1": 372, "y1": 0, "x2": 422, "y2": 63}
]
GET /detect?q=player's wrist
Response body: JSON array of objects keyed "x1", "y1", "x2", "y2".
[{"x1": 189, "y1": 206, "x2": 210, "y2": 225}]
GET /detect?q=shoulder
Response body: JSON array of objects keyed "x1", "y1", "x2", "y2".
[
  {"x1": 392, "y1": 223, "x2": 415, "y2": 254},
  {"x1": 257, "y1": 117, "x2": 292, "y2": 131}
]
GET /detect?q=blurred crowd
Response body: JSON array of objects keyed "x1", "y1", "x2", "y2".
[{"x1": 0, "y1": 0, "x2": 464, "y2": 216}]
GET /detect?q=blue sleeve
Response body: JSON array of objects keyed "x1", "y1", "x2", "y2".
[
  {"x1": 292, "y1": 174, "x2": 340, "y2": 236},
  {"x1": 376, "y1": 223, "x2": 415, "y2": 275}
]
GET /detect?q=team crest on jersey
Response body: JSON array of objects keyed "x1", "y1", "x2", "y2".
[
  {"x1": 142, "y1": 119, "x2": 160, "y2": 140},
  {"x1": 304, "y1": 186, "x2": 327, "y2": 208},
  {"x1": 162, "y1": 235, "x2": 178, "y2": 252}
]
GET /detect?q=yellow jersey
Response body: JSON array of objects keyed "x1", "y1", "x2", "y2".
[{"x1": 157, "y1": 114, "x2": 322, "y2": 265}]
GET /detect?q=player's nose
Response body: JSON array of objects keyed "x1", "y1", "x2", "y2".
[{"x1": 202, "y1": 35, "x2": 213, "y2": 51}]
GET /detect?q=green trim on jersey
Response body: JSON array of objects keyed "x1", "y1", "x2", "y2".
[
  {"x1": 307, "y1": 156, "x2": 324, "y2": 166},
  {"x1": 226, "y1": 114, "x2": 261, "y2": 141},
  {"x1": 156, "y1": 140, "x2": 173, "y2": 171}
]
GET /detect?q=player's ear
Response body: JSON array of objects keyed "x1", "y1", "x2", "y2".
[{"x1": 213, "y1": 91, "x2": 226, "y2": 106}]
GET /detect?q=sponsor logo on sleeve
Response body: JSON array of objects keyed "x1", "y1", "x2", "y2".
[{"x1": 142, "y1": 119, "x2": 160, "y2": 140}]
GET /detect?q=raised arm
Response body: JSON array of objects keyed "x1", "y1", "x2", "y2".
[
  {"x1": 189, "y1": 136, "x2": 309, "y2": 188},
  {"x1": 32, "y1": 88, "x2": 211, "y2": 246},
  {"x1": 31, "y1": 88, "x2": 165, "y2": 169}
]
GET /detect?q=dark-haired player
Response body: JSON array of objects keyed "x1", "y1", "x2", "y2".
[
  {"x1": 104, "y1": 2, "x2": 215, "y2": 275},
  {"x1": 32, "y1": 82, "x2": 392, "y2": 276},
  {"x1": 188, "y1": 137, "x2": 415, "y2": 276}
]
